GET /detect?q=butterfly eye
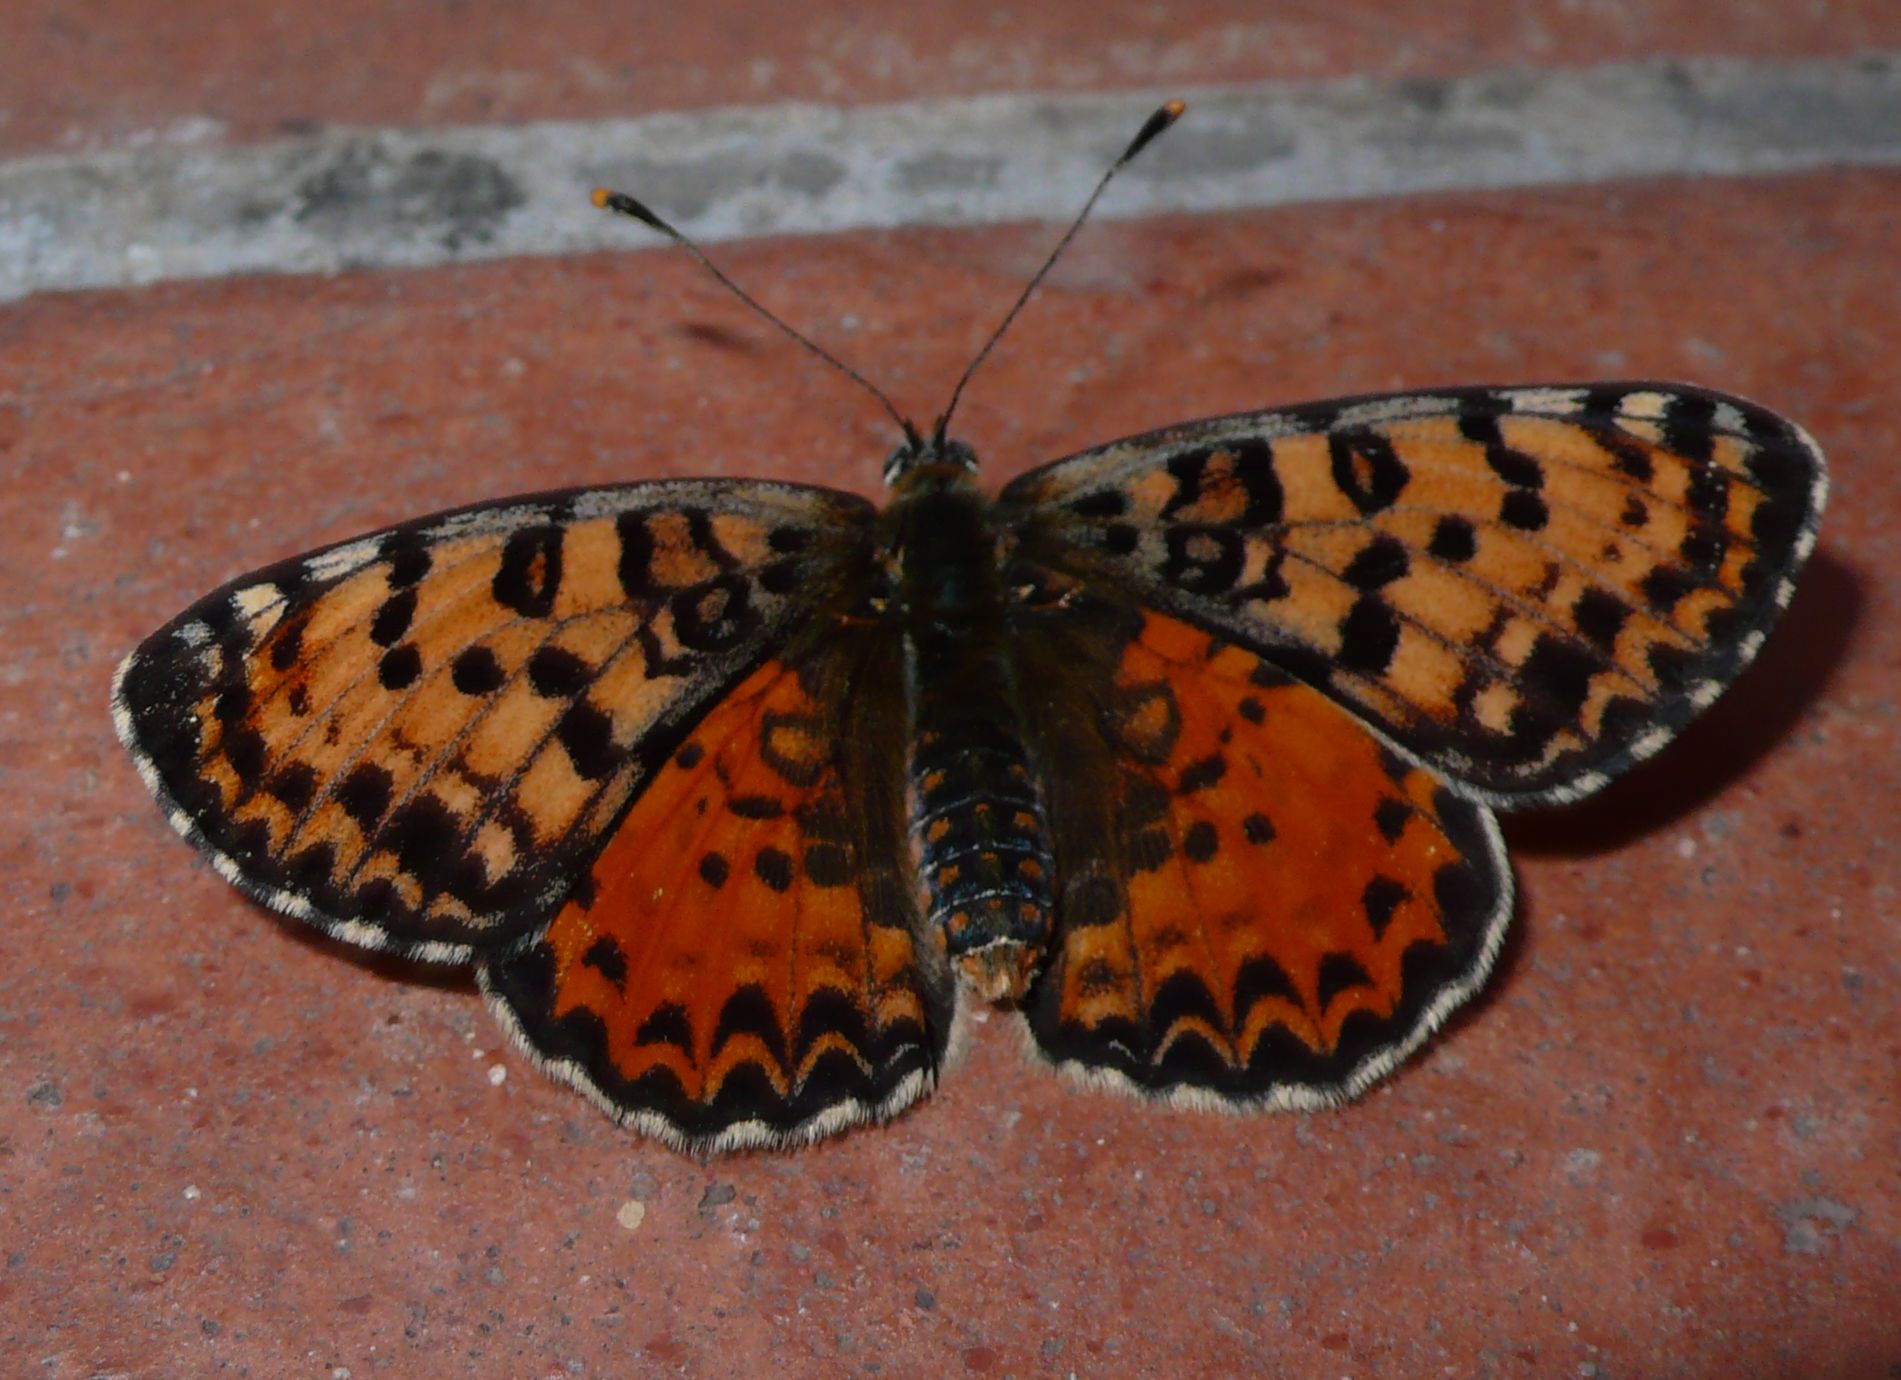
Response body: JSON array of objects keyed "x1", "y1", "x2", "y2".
[
  {"x1": 939, "y1": 439, "x2": 980, "y2": 472},
  {"x1": 882, "y1": 443, "x2": 919, "y2": 484}
]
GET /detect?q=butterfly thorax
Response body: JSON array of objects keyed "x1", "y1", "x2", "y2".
[{"x1": 885, "y1": 460, "x2": 1055, "y2": 1001}]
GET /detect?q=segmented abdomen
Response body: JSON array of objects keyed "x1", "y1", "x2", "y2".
[{"x1": 908, "y1": 652, "x2": 1053, "y2": 995}]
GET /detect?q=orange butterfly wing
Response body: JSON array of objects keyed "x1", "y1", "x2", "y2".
[
  {"x1": 1015, "y1": 601, "x2": 1507, "y2": 1101},
  {"x1": 481, "y1": 633, "x2": 956, "y2": 1152},
  {"x1": 113, "y1": 481, "x2": 873, "y2": 961},
  {"x1": 114, "y1": 380, "x2": 1828, "y2": 1143},
  {"x1": 1003, "y1": 384, "x2": 1826, "y2": 806}
]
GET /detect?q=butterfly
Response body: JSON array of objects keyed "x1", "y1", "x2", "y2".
[{"x1": 112, "y1": 104, "x2": 1827, "y2": 1154}]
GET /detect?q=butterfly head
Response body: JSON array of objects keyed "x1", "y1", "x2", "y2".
[{"x1": 883, "y1": 421, "x2": 979, "y2": 486}]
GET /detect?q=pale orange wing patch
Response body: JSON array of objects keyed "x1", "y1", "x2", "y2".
[
  {"x1": 480, "y1": 642, "x2": 954, "y2": 1153},
  {"x1": 1002, "y1": 384, "x2": 1825, "y2": 805},
  {"x1": 1018, "y1": 607, "x2": 1509, "y2": 1106},
  {"x1": 112, "y1": 481, "x2": 872, "y2": 961}
]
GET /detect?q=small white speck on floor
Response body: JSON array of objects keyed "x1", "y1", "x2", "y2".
[
  {"x1": 487, "y1": 1064, "x2": 507, "y2": 1086},
  {"x1": 183, "y1": 1184, "x2": 201, "y2": 1200},
  {"x1": 1676, "y1": 837, "x2": 1698, "y2": 859},
  {"x1": 617, "y1": 1200, "x2": 647, "y2": 1231}
]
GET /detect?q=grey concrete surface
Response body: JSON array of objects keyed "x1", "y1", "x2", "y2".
[{"x1": 3, "y1": 52, "x2": 1898, "y2": 301}]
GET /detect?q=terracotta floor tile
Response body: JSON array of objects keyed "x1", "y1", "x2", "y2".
[
  {"x1": 3, "y1": 160, "x2": 1896, "y2": 1375},
  {"x1": 6, "y1": 1, "x2": 1901, "y2": 155}
]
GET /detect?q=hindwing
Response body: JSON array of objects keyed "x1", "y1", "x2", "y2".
[{"x1": 1012, "y1": 597, "x2": 1509, "y2": 1103}]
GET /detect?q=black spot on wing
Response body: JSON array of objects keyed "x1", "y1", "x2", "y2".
[
  {"x1": 582, "y1": 936, "x2": 628, "y2": 991},
  {"x1": 793, "y1": 987, "x2": 872, "y2": 1065},
  {"x1": 268, "y1": 616, "x2": 308, "y2": 671},
  {"x1": 671, "y1": 575, "x2": 758, "y2": 652},
  {"x1": 555, "y1": 701, "x2": 620, "y2": 781},
  {"x1": 634, "y1": 1002, "x2": 693, "y2": 1053},
  {"x1": 754, "y1": 846, "x2": 794, "y2": 893},
  {"x1": 1147, "y1": 970, "x2": 1226, "y2": 1042},
  {"x1": 268, "y1": 760, "x2": 318, "y2": 813},
  {"x1": 1329, "y1": 430, "x2": 1410, "y2": 514},
  {"x1": 382, "y1": 793, "x2": 460, "y2": 889},
  {"x1": 377, "y1": 644, "x2": 422, "y2": 690},
  {"x1": 1514, "y1": 634, "x2": 1599, "y2": 729},
  {"x1": 1177, "y1": 753, "x2": 1226, "y2": 794},
  {"x1": 1069, "y1": 489, "x2": 1129, "y2": 518},
  {"x1": 1428, "y1": 515, "x2": 1477, "y2": 564},
  {"x1": 494, "y1": 525, "x2": 563, "y2": 616},
  {"x1": 1572, "y1": 587, "x2": 1631, "y2": 652},
  {"x1": 383, "y1": 538, "x2": 433, "y2": 589},
  {"x1": 1373, "y1": 797, "x2": 1411, "y2": 844},
  {"x1": 711, "y1": 984, "x2": 789, "y2": 1069},
  {"x1": 1315, "y1": 952, "x2": 1375, "y2": 1010},
  {"x1": 728, "y1": 794, "x2": 784, "y2": 820},
  {"x1": 452, "y1": 645, "x2": 506, "y2": 696},
  {"x1": 1161, "y1": 525, "x2": 1245, "y2": 595},
  {"x1": 1182, "y1": 820, "x2": 1219, "y2": 863},
  {"x1": 1233, "y1": 952, "x2": 1299, "y2": 1022},
  {"x1": 1662, "y1": 393, "x2": 1718, "y2": 463},
  {"x1": 1342, "y1": 536, "x2": 1411, "y2": 591},
  {"x1": 1336, "y1": 598, "x2": 1400, "y2": 675},
  {"x1": 1485, "y1": 445, "x2": 1546, "y2": 489},
  {"x1": 1361, "y1": 876, "x2": 1408, "y2": 941},
  {"x1": 1641, "y1": 564, "x2": 1700, "y2": 614},
  {"x1": 338, "y1": 763, "x2": 394, "y2": 830},
  {"x1": 1499, "y1": 490, "x2": 1549, "y2": 532},
  {"x1": 369, "y1": 589, "x2": 417, "y2": 646},
  {"x1": 527, "y1": 646, "x2": 593, "y2": 698}
]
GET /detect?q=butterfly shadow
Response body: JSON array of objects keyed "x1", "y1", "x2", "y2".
[
  {"x1": 677, "y1": 319, "x2": 773, "y2": 356},
  {"x1": 1503, "y1": 548, "x2": 1862, "y2": 859},
  {"x1": 269, "y1": 910, "x2": 479, "y2": 997}
]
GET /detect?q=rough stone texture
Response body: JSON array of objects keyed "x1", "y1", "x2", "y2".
[
  {"x1": 3, "y1": 11, "x2": 1898, "y2": 1372},
  {"x1": 6, "y1": 1, "x2": 1901, "y2": 156},
  {"x1": 3, "y1": 168, "x2": 1894, "y2": 1378}
]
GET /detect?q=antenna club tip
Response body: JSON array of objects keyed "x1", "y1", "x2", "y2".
[
  {"x1": 593, "y1": 188, "x2": 674, "y2": 236},
  {"x1": 1121, "y1": 99, "x2": 1187, "y2": 164}
]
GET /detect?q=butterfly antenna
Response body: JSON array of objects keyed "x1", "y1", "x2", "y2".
[
  {"x1": 591, "y1": 187, "x2": 923, "y2": 450},
  {"x1": 931, "y1": 98, "x2": 1185, "y2": 446}
]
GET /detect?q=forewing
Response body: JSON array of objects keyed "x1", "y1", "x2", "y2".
[
  {"x1": 480, "y1": 626, "x2": 956, "y2": 1153},
  {"x1": 113, "y1": 480, "x2": 874, "y2": 961},
  {"x1": 1014, "y1": 600, "x2": 1509, "y2": 1105},
  {"x1": 1000, "y1": 384, "x2": 1826, "y2": 805}
]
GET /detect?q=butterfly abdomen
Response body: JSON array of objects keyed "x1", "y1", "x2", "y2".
[
  {"x1": 909, "y1": 678, "x2": 1054, "y2": 1001},
  {"x1": 890, "y1": 464, "x2": 1055, "y2": 1001}
]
